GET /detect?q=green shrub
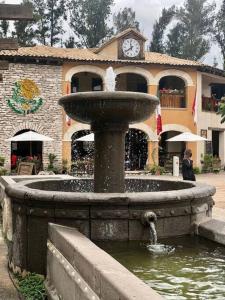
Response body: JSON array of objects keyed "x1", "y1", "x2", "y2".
[
  {"x1": 193, "y1": 167, "x2": 201, "y2": 174},
  {"x1": 202, "y1": 154, "x2": 213, "y2": 173},
  {"x1": 17, "y1": 273, "x2": 46, "y2": 300},
  {"x1": 0, "y1": 167, "x2": 8, "y2": 176},
  {"x1": 47, "y1": 153, "x2": 58, "y2": 173},
  {"x1": 149, "y1": 165, "x2": 165, "y2": 175},
  {"x1": 0, "y1": 156, "x2": 5, "y2": 166}
]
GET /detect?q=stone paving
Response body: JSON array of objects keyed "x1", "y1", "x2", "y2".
[
  {"x1": 0, "y1": 226, "x2": 19, "y2": 300},
  {"x1": 196, "y1": 173, "x2": 225, "y2": 222}
]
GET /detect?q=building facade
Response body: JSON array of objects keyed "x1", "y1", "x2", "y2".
[{"x1": 0, "y1": 28, "x2": 225, "y2": 171}]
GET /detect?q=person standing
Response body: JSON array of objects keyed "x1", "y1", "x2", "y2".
[{"x1": 182, "y1": 149, "x2": 196, "y2": 181}]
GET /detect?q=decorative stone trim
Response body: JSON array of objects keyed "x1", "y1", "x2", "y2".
[
  {"x1": 153, "y1": 69, "x2": 194, "y2": 86},
  {"x1": 114, "y1": 66, "x2": 154, "y2": 85},
  {"x1": 63, "y1": 123, "x2": 91, "y2": 141},
  {"x1": 129, "y1": 122, "x2": 158, "y2": 141},
  {"x1": 10, "y1": 121, "x2": 44, "y2": 138},
  {"x1": 65, "y1": 65, "x2": 106, "y2": 82},
  {"x1": 160, "y1": 123, "x2": 192, "y2": 135}
]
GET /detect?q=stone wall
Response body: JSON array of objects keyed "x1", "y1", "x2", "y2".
[
  {"x1": 45, "y1": 223, "x2": 163, "y2": 300},
  {"x1": 0, "y1": 62, "x2": 63, "y2": 169}
]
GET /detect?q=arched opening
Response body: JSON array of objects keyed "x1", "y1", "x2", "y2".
[
  {"x1": 71, "y1": 72, "x2": 103, "y2": 93},
  {"x1": 116, "y1": 73, "x2": 147, "y2": 93},
  {"x1": 71, "y1": 130, "x2": 94, "y2": 174},
  {"x1": 125, "y1": 129, "x2": 148, "y2": 170},
  {"x1": 11, "y1": 129, "x2": 42, "y2": 172},
  {"x1": 159, "y1": 76, "x2": 186, "y2": 108},
  {"x1": 159, "y1": 131, "x2": 186, "y2": 171}
]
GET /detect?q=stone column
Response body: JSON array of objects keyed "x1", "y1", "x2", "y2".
[
  {"x1": 92, "y1": 122, "x2": 128, "y2": 193},
  {"x1": 147, "y1": 140, "x2": 159, "y2": 167},
  {"x1": 62, "y1": 140, "x2": 71, "y2": 170}
]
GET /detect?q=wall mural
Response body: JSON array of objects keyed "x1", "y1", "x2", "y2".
[{"x1": 7, "y1": 79, "x2": 44, "y2": 115}]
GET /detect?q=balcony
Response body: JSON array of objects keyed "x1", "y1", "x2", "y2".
[
  {"x1": 160, "y1": 92, "x2": 186, "y2": 108},
  {"x1": 202, "y1": 96, "x2": 219, "y2": 112}
]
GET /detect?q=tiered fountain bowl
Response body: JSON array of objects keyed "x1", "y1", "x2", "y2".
[{"x1": 5, "y1": 91, "x2": 215, "y2": 274}]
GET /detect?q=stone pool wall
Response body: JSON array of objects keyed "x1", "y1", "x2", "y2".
[
  {"x1": 4, "y1": 178, "x2": 215, "y2": 274},
  {"x1": 45, "y1": 223, "x2": 163, "y2": 300}
]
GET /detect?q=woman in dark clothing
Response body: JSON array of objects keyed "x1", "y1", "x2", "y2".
[{"x1": 182, "y1": 149, "x2": 196, "y2": 181}]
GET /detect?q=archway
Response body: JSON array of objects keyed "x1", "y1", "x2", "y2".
[
  {"x1": 125, "y1": 129, "x2": 148, "y2": 170},
  {"x1": 116, "y1": 73, "x2": 147, "y2": 93},
  {"x1": 159, "y1": 76, "x2": 186, "y2": 108},
  {"x1": 159, "y1": 130, "x2": 186, "y2": 171},
  {"x1": 11, "y1": 129, "x2": 42, "y2": 171},
  {"x1": 71, "y1": 72, "x2": 103, "y2": 93}
]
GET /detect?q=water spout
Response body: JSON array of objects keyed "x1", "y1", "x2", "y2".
[
  {"x1": 141, "y1": 211, "x2": 157, "y2": 244},
  {"x1": 105, "y1": 67, "x2": 116, "y2": 92}
]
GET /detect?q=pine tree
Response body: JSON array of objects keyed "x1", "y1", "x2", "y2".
[
  {"x1": 149, "y1": 6, "x2": 175, "y2": 53},
  {"x1": 46, "y1": 0, "x2": 66, "y2": 46},
  {"x1": 64, "y1": 36, "x2": 75, "y2": 48},
  {"x1": 0, "y1": 20, "x2": 9, "y2": 37},
  {"x1": 69, "y1": 0, "x2": 114, "y2": 48},
  {"x1": 168, "y1": 0, "x2": 215, "y2": 60},
  {"x1": 166, "y1": 23, "x2": 186, "y2": 58},
  {"x1": 12, "y1": 0, "x2": 35, "y2": 46},
  {"x1": 213, "y1": 0, "x2": 225, "y2": 70},
  {"x1": 113, "y1": 7, "x2": 140, "y2": 33},
  {"x1": 32, "y1": 0, "x2": 49, "y2": 45}
]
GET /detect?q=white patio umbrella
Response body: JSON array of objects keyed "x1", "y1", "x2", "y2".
[
  {"x1": 75, "y1": 133, "x2": 94, "y2": 142},
  {"x1": 6, "y1": 131, "x2": 53, "y2": 156},
  {"x1": 6, "y1": 131, "x2": 53, "y2": 142},
  {"x1": 166, "y1": 132, "x2": 207, "y2": 142}
]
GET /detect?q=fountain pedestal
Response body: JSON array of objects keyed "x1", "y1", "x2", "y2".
[
  {"x1": 93, "y1": 122, "x2": 128, "y2": 193},
  {"x1": 59, "y1": 91, "x2": 159, "y2": 193}
]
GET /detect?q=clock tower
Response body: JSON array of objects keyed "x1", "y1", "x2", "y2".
[
  {"x1": 118, "y1": 28, "x2": 146, "y2": 60},
  {"x1": 94, "y1": 28, "x2": 146, "y2": 61}
]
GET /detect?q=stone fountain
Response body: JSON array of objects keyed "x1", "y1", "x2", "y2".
[
  {"x1": 59, "y1": 91, "x2": 157, "y2": 193},
  {"x1": 4, "y1": 68, "x2": 215, "y2": 275}
]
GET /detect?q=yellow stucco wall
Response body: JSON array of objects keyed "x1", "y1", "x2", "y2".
[{"x1": 61, "y1": 62, "x2": 198, "y2": 166}]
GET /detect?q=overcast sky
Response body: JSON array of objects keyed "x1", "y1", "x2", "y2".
[{"x1": 4, "y1": 0, "x2": 224, "y2": 68}]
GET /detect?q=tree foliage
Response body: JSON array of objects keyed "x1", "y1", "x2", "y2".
[
  {"x1": 149, "y1": 6, "x2": 175, "y2": 53},
  {"x1": 0, "y1": 20, "x2": 9, "y2": 38},
  {"x1": 213, "y1": 0, "x2": 225, "y2": 69},
  {"x1": 12, "y1": 0, "x2": 35, "y2": 46},
  {"x1": 113, "y1": 7, "x2": 140, "y2": 33},
  {"x1": 69, "y1": 0, "x2": 114, "y2": 48},
  {"x1": 32, "y1": 0, "x2": 49, "y2": 45},
  {"x1": 46, "y1": 0, "x2": 66, "y2": 46},
  {"x1": 170, "y1": 0, "x2": 215, "y2": 60}
]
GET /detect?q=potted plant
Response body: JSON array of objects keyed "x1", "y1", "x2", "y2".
[{"x1": 0, "y1": 156, "x2": 5, "y2": 167}]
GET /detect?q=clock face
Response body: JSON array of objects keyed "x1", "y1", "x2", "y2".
[{"x1": 122, "y1": 38, "x2": 141, "y2": 58}]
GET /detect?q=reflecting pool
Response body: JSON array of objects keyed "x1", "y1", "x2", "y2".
[{"x1": 97, "y1": 236, "x2": 225, "y2": 300}]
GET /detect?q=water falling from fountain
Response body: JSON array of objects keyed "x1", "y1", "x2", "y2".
[{"x1": 105, "y1": 67, "x2": 116, "y2": 92}]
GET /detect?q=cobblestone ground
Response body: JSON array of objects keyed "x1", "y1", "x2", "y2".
[{"x1": 0, "y1": 224, "x2": 19, "y2": 300}]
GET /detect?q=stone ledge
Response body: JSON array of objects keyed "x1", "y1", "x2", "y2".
[
  {"x1": 47, "y1": 223, "x2": 163, "y2": 300},
  {"x1": 197, "y1": 219, "x2": 225, "y2": 245}
]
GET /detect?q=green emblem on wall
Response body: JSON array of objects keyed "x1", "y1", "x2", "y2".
[{"x1": 7, "y1": 79, "x2": 44, "y2": 115}]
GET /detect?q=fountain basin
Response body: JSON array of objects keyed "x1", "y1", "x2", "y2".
[
  {"x1": 5, "y1": 178, "x2": 215, "y2": 274},
  {"x1": 58, "y1": 92, "x2": 158, "y2": 125}
]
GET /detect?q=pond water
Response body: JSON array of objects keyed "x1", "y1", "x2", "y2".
[{"x1": 97, "y1": 236, "x2": 225, "y2": 300}]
